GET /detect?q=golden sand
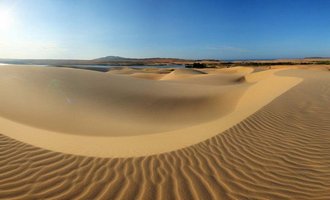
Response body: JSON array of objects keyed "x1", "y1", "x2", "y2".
[{"x1": 0, "y1": 65, "x2": 329, "y2": 199}]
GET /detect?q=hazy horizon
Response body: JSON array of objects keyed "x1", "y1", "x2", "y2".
[
  {"x1": 0, "y1": 0, "x2": 330, "y2": 60},
  {"x1": 1, "y1": 55, "x2": 329, "y2": 61}
]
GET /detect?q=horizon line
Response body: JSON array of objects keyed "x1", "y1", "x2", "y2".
[{"x1": 1, "y1": 56, "x2": 329, "y2": 61}]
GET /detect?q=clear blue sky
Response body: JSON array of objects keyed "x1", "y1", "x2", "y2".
[{"x1": 0, "y1": 0, "x2": 330, "y2": 59}]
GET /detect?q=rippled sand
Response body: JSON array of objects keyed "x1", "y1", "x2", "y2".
[{"x1": 0, "y1": 66, "x2": 329, "y2": 199}]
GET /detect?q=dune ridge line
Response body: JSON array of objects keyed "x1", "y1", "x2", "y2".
[{"x1": 0, "y1": 66, "x2": 301, "y2": 157}]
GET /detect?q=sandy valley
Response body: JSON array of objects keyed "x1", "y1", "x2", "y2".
[{"x1": 0, "y1": 65, "x2": 329, "y2": 199}]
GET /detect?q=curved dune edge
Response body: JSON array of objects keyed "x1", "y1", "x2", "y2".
[
  {"x1": 0, "y1": 66, "x2": 247, "y2": 136},
  {"x1": 1, "y1": 69, "x2": 328, "y2": 200},
  {"x1": 0, "y1": 69, "x2": 302, "y2": 157}
]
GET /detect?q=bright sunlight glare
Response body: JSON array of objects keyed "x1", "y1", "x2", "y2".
[{"x1": 0, "y1": 9, "x2": 14, "y2": 30}]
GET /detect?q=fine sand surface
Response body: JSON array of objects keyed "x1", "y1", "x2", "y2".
[
  {"x1": 0, "y1": 65, "x2": 330, "y2": 199},
  {"x1": 0, "y1": 66, "x2": 301, "y2": 157}
]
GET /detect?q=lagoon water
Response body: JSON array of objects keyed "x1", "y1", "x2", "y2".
[
  {"x1": 0, "y1": 63, "x2": 184, "y2": 69},
  {"x1": 69, "y1": 64, "x2": 184, "y2": 69}
]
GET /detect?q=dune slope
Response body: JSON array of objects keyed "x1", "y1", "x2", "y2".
[
  {"x1": 160, "y1": 68, "x2": 207, "y2": 80},
  {"x1": 0, "y1": 66, "x2": 244, "y2": 136},
  {"x1": 0, "y1": 66, "x2": 300, "y2": 157},
  {"x1": 0, "y1": 69, "x2": 329, "y2": 199}
]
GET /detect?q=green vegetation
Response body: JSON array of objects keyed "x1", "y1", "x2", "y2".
[
  {"x1": 185, "y1": 63, "x2": 208, "y2": 68},
  {"x1": 314, "y1": 61, "x2": 330, "y2": 65}
]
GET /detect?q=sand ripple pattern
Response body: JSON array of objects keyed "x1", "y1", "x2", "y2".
[{"x1": 1, "y1": 70, "x2": 330, "y2": 200}]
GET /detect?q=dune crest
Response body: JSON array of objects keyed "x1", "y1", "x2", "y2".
[
  {"x1": 160, "y1": 68, "x2": 207, "y2": 80},
  {"x1": 0, "y1": 66, "x2": 301, "y2": 157},
  {"x1": 0, "y1": 68, "x2": 329, "y2": 199}
]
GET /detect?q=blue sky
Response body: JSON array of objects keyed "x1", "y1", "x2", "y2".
[{"x1": 0, "y1": 0, "x2": 329, "y2": 59}]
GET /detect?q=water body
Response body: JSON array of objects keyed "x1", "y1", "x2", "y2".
[
  {"x1": 0, "y1": 63, "x2": 48, "y2": 67},
  {"x1": 68, "y1": 64, "x2": 184, "y2": 69},
  {"x1": 0, "y1": 63, "x2": 184, "y2": 69}
]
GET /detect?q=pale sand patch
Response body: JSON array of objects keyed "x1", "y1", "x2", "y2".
[
  {"x1": 1, "y1": 69, "x2": 329, "y2": 200},
  {"x1": 0, "y1": 66, "x2": 244, "y2": 136},
  {"x1": 129, "y1": 72, "x2": 165, "y2": 80},
  {"x1": 0, "y1": 66, "x2": 301, "y2": 157},
  {"x1": 160, "y1": 68, "x2": 207, "y2": 80}
]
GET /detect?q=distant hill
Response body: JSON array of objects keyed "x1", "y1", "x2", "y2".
[
  {"x1": 92, "y1": 56, "x2": 132, "y2": 62},
  {"x1": 93, "y1": 56, "x2": 189, "y2": 62},
  {"x1": 304, "y1": 57, "x2": 330, "y2": 59},
  {"x1": 0, "y1": 56, "x2": 193, "y2": 66},
  {"x1": 91, "y1": 56, "x2": 193, "y2": 65},
  {"x1": 1, "y1": 56, "x2": 330, "y2": 68}
]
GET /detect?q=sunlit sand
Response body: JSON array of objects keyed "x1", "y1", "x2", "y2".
[
  {"x1": 0, "y1": 65, "x2": 330, "y2": 199},
  {"x1": 0, "y1": 65, "x2": 301, "y2": 157}
]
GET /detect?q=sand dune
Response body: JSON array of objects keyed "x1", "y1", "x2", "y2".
[
  {"x1": 160, "y1": 68, "x2": 207, "y2": 80},
  {"x1": 0, "y1": 66, "x2": 300, "y2": 157},
  {"x1": 0, "y1": 66, "x2": 330, "y2": 199},
  {"x1": 0, "y1": 66, "x2": 245, "y2": 137},
  {"x1": 129, "y1": 72, "x2": 165, "y2": 80},
  {"x1": 106, "y1": 66, "x2": 139, "y2": 74}
]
